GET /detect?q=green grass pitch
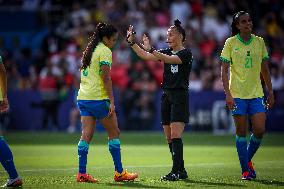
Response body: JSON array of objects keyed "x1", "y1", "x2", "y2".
[{"x1": 1, "y1": 132, "x2": 284, "y2": 188}]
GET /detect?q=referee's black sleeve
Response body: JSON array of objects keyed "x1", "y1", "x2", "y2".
[{"x1": 176, "y1": 49, "x2": 192, "y2": 64}]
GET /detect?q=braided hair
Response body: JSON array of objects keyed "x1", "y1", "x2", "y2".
[
  {"x1": 231, "y1": 11, "x2": 249, "y2": 36},
  {"x1": 171, "y1": 19, "x2": 186, "y2": 42},
  {"x1": 81, "y1": 23, "x2": 117, "y2": 70}
]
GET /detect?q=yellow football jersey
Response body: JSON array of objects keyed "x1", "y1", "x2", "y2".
[
  {"x1": 77, "y1": 43, "x2": 112, "y2": 100},
  {"x1": 220, "y1": 34, "x2": 269, "y2": 99}
]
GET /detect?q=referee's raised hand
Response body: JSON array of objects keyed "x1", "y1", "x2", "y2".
[
  {"x1": 126, "y1": 25, "x2": 135, "y2": 43},
  {"x1": 141, "y1": 34, "x2": 151, "y2": 51}
]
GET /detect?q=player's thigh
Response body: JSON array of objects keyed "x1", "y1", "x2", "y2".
[
  {"x1": 248, "y1": 97, "x2": 266, "y2": 115},
  {"x1": 80, "y1": 116, "x2": 96, "y2": 142},
  {"x1": 232, "y1": 98, "x2": 249, "y2": 116},
  {"x1": 250, "y1": 112, "x2": 266, "y2": 137},
  {"x1": 233, "y1": 115, "x2": 248, "y2": 136},
  {"x1": 100, "y1": 112, "x2": 120, "y2": 139},
  {"x1": 170, "y1": 122, "x2": 185, "y2": 138}
]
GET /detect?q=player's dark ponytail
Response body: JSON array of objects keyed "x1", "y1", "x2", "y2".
[
  {"x1": 172, "y1": 19, "x2": 186, "y2": 42},
  {"x1": 231, "y1": 11, "x2": 249, "y2": 36},
  {"x1": 81, "y1": 23, "x2": 117, "y2": 70}
]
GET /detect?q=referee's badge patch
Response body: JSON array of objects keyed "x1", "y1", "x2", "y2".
[{"x1": 171, "y1": 65, "x2": 178, "y2": 74}]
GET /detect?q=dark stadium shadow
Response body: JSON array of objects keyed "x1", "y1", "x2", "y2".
[
  {"x1": 252, "y1": 179, "x2": 284, "y2": 186},
  {"x1": 105, "y1": 182, "x2": 168, "y2": 188},
  {"x1": 183, "y1": 179, "x2": 245, "y2": 187}
]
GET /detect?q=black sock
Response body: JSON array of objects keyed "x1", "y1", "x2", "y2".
[
  {"x1": 171, "y1": 138, "x2": 183, "y2": 173},
  {"x1": 168, "y1": 142, "x2": 173, "y2": 159},
  {"x1": 171, "y1": 140, "x2": 185, "y2": 171},
  {"x1": 180, "y1": 139, "x2": 185, "y2": 171}
]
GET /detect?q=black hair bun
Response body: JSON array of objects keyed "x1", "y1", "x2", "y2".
[
  {"x1": 97, "y1": 22, "x2": 106, "y2": 28},
  {"x1": 174, "y1": 19, "x2": 181, "y2": 27}
]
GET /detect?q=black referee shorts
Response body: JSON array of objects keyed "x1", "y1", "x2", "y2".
[{"x1": 161, "y1": 89, "x2": 189, "y2": 125}]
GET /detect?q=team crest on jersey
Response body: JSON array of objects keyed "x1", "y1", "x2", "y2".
[
  {"x1": 171, "y1": 65, "x2": 178, "y2": 74},
  {"x1": 82, "y1": 69, "x2": 88, "y2": 76},
  {"x1": 247, "y1": 51, "x2": 250, "y2": 56}
]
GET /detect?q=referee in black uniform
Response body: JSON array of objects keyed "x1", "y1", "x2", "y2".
[{"x1": 127, "y1": 19, "x2": 193, "y2": 181}]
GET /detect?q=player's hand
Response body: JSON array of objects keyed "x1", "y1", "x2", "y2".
[
  {"x1": 141, "y1": 34, "x2": 151, "y2": 51},
  {"x1": 0, "y1": 98, "x2": 9, "y2": 113},
  {"x1": 266, "y1": 91, "x2": 275, "y2": 109},
  {"x1": 108, "y1": 101, "x2": 115, "y2": 117},
  {"x1": 126, "y1": 25, "x2": 135, "y2": 43},
  {"x1": 226, "y1": 93, "x2": 235, "y2": 110}
]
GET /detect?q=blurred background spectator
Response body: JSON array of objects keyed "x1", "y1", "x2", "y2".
[{"x1": 0, "y1": 0, "x2": 284, "y2": 132}]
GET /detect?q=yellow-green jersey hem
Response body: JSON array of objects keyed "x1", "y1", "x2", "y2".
[
  {"x1": 231, "y1": 94, "x2": 264, "y2": 99},
  {"x1": 220, "y1": 56, "x2": 231, "y2": 63},
  {"x1": 77, "y1": 96, "x2": 110, "y2": 101}
]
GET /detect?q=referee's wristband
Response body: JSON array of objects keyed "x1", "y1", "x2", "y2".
[{"x1": 149, "y1": 46, "x2": 155, "y2": 53}]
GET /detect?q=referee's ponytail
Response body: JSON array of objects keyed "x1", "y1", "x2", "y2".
[
  {"x1": 81, "y1": 23, "x2": 117, "y2": 70},
  {"x1": 172, "y1": 19, "x2": 186, "y2": 42},
  {"x1": 231, "y1": 11, "x2": 249, "y2": 36}
]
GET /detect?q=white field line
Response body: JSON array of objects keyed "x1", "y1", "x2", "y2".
[{"x1": 0, "y1": 161, "x2": 282, "y2": 173}]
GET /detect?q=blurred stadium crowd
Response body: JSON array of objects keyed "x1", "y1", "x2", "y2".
[{"x1": 0, "y1": 0, "x2": 284, "y2": 131}]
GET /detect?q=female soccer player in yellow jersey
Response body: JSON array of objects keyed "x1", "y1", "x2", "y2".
[
  {"x1": 0, "y1": 56, "x2": 23, "y2": 187},
  {"x1": 76, "y1": 23, "x2": 138, "y2": 183},
  {"x1": 220, "y1": 11, "x2": 275, "y2": 180}
]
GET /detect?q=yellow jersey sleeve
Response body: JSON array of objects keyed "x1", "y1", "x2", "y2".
[
  {"x1": 261, "y1": 38, "x2": 269, "y2": 61},
  {"x1": 220, "y1": 38, "x2": 232, "y2": 63},
  {"x1": 99, "y1": 47, "x2": 112, "y2": 67}
]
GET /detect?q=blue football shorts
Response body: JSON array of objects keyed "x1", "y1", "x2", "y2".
[
  {"x1": 77, "y1": 100, "x2": 110, "y2": 119},
  {"x1": 232, "y1": 97, "x2": 266, "y2": 116}
]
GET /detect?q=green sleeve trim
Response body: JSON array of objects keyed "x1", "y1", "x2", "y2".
[
  {"x1": 220, "y1": 56, "x2": 231, "y2": 63},
  {"x1": 99, "y1": 61, "x2": 111, "y2": 75},
  {"x1": 99, "y1": 61, "x2": 111, "y2": 67},
  {"x1": 0, "y1": 56, "x2": 2, "y2": 64},
  {"x1": 262, "y1": 56, "x2": 269, "y2": 61}
]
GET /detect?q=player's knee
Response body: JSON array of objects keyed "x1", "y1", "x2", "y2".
[
  {"x1": 108, "y1": 128, "x2": 120, "y2": 139},
  {"x1": 81, "y1": 133, "x2": 93, "y2": 143},
  {"x1": 166, "y1": 137, "x2": 172, "y2": 143},
  {"x1": 236, "y1": 127, "x2": 246, "y2": 136},
  {"x1": 171, "y1": 131, "x2": 181, "y2": 139},
  {"x1": 81, "y1": 136, "x2": 91, "y2": 143},
  {"x1": 253, "y1": 128, "x2": 265, "y2": 138}
]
